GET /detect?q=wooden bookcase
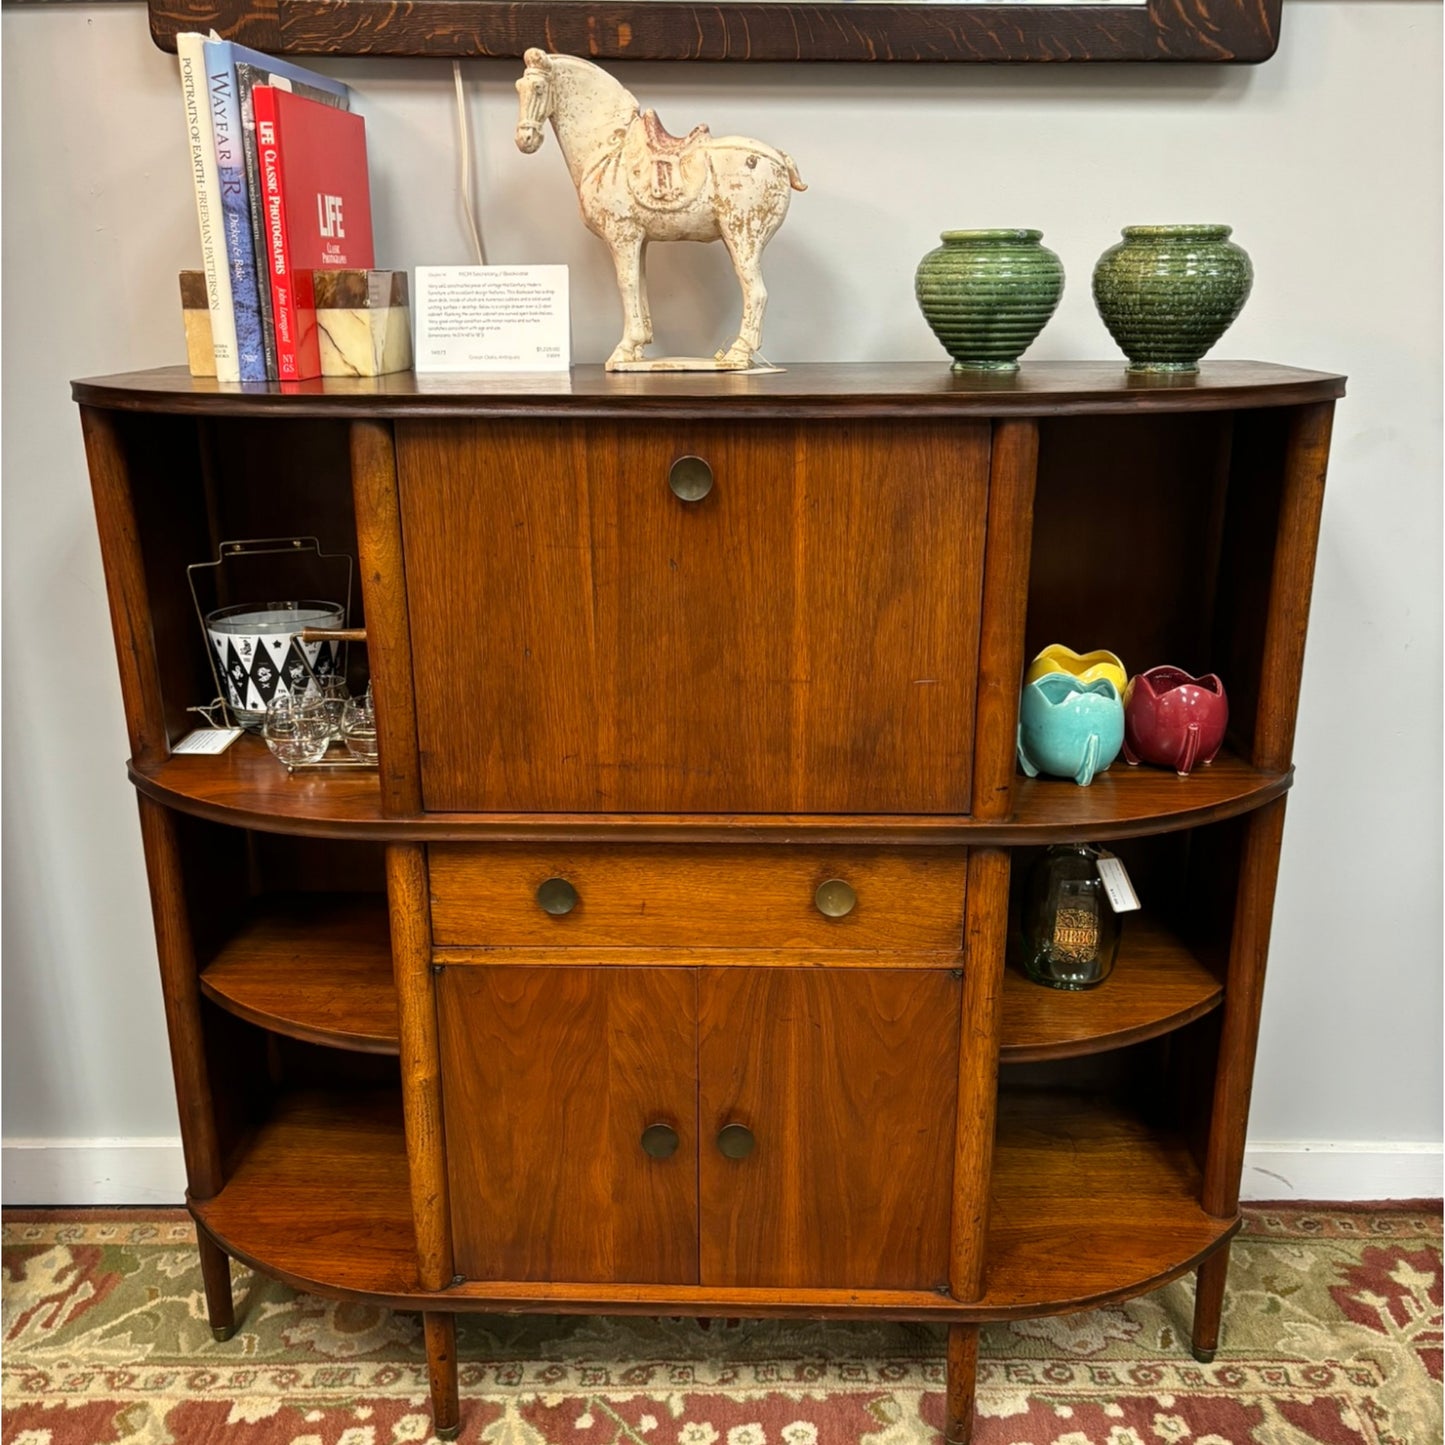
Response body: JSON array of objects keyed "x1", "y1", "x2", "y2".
[{"x1": 75, "y1": 361, "x2": 1342, "y2": 1442}]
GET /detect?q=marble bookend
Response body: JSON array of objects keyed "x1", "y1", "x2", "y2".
[
  {"x1": 179, "y1": 270, "x2": 216, "y2": 378},
  {"x1": 314, "y1": 270, "x2": 413, "y2": 378}
]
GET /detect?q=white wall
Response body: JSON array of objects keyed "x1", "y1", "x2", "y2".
[{"x1": 3, "y1": 2, "x2": 1440, "y2": 1203}]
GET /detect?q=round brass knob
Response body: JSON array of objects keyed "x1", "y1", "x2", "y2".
[
  {"x1": 669, "y1": 455, "x2": 714, "y2": 502},
  {"x1": 814, "y1": 878, "x2": 857, "y2": 918},
  {"x1": 716, "y1": 1123, "x2": 755, "y2": 1159},
  {"x1": 535, "y1": 877, "x2": 579, "y2": 915},
  {"x1": 641, "y1": 1123, "x2": 680, "y2": 1159}
]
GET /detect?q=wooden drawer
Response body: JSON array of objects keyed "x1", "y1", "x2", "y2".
[{"x1": 428, "y1": 844, "x2": 967, "y2": 953}]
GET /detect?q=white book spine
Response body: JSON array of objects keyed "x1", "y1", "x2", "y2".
[{"x1": 177, "y1": 32, "x2": 238, "y2": 381}]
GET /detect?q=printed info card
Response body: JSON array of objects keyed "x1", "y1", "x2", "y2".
[{"x1": 414, "y1": 265, "x2": 570, "y2": 372}]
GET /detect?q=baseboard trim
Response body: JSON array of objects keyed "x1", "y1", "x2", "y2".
[
  {"x1": 1241, "y1": 1142, "x2": 1443, "y2": 1202},
  {"x1": 3, "y1": 1138, "x2": 1440, "y2": 1208},
  {"x1": 3, "y1": 1139, "x2": 186, "y2": 1206}
]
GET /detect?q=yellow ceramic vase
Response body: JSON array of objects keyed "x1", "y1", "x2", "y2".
[{"x1": 1024, "y1": 645, "x2": 1128, "y2": 698}]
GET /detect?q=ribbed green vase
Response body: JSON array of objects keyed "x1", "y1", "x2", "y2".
[
  {"x1": 914, "y1": 230, "x2": 1065, "y2": 373},
  {"x1": 1092, "y1": 225, "x2": 1254, "y2": 373}
]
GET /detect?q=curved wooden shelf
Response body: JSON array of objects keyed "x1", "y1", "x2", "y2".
[
  {"x1": 131, "y1": 736, "x2": 1291, "y2": 844},
  {"x1": 200, "y1": 895, "x2": 399, "y2": 1054},
  {"x1": 1000, "y1": 917, "x2": 1223, "y2": 1062},
  {"x1": 978, "y1": 1089, "x2": 1236, "y2": 1314},
  {"x1": 75, "y1": 361, "x2": 1344, "y2": 423},
  {"x1": 192, "y1": 1086, "x2": 1235, "y2": 1322}
]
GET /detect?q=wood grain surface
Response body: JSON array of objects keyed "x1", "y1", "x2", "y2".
[
  {"x1": 127, "y1": 735, "x2": 1294, "y2": 843},
  {"x1": 439, "y1": 967, "x2": 699, "y2": 1283},
  {"x1": 144, "y1": 0, "x2": 1282, "y2": 64},
  {"x1": 1000, "y1": 915, "x2": 1223, "y2": 1062},
  {"x1": 697, "y1": 968, "x2": 959, "y2": 1290},
  {"x1": 979, "y1": 1088, "x2": 1235, "y2": 1312},
  {"x1": 428, "y1": 843, "x2": 967, "y2": 952},
  {"x1": 399, "y1": 418, "x2": 987, "y2": 815},
  {"x1": 73, "y1": 363, "x2": 1345, "y2": 423},
  {"x1": 199, "y1": 893, "x2": 399, "y2": 1052}
]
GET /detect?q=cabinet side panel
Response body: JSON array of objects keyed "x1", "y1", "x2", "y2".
[
  {"x1": 439, "y1": 966, "x2": 699, "y2": 1284},
  {"x1": 698, "y1": 968, "x2": 959, "y2": 1290}
]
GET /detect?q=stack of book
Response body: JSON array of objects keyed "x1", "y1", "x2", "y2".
[{"x1": 177, "y1": 34, "x2": 382, "y2": 381}]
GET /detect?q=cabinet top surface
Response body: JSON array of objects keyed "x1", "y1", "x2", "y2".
[{"x1": 73, "y1": 362, "x2": 1345, "y2": 420}]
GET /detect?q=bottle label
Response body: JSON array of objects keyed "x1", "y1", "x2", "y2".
[{"x1": 1095, "y1": 853, "x2": 1142, "y2": 913}]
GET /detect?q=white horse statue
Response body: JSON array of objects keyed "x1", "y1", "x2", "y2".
[{"x1": 515, "y1": 50, "x2": 806, "y2": 371}]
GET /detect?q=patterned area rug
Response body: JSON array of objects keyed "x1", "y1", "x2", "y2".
[{"x1": 2, "y1": 1205, "x2": 1439, "y2": 1445}]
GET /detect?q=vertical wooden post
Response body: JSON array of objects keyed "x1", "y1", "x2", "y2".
[
  {"x1": 945, "y1": 1324, "x2": 980, "y2": 1445},
  {"x1": 135, "y1": 795, "x2": 232, "y2": 1332},
  {"x1": 1194, "y1": 400, "x2": 1332, "y2": 1351},
  {"x1": 351, "y1": 420, "x2": 423, "y2": 815},
  {"x1": 388, "y1": 844, "x2": 454, "y2": 1292},
  {"x1": 1190, "y1": 1246, "x2": 1231, "y2": 1362},
  {"x1": 970, "y1": 419, "x2": 1040, "y2": 821},
  {"x1": 1251, "y1": 402, "x2": 1334, "y2": 773},
  {"x1": 424, "y1": 1311, "x2": 462, "y2": 1439},
  {"x1": 948, "y1": 419, "x2": 1039, "y2": 1438},
  {"x1": 81, "y1": 405, "x2": 169, "y2": 768}
]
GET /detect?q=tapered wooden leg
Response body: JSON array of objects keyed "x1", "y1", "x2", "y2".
[
  {"x1": 945, "y1": 1323, "x2": 979, "y2": 1445},
  {"x1": 196, "y1": 1230, "x2": 235, "y2": 1341},
  {"x1": 424, "y1": 1312, "x2": 461, "y2": 1440},
  {"x1": 1191, "y1": 1245, "x2": 1231, "y2": 1363}
]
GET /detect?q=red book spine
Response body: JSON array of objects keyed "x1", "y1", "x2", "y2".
[{"x1": 253, "y1": 86, "x2": 320, "y2": 381}]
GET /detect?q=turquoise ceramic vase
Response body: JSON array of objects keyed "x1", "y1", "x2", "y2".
[
  {"x1": 1091, "y1": 225, "x2": 1253, "y2": 373},
  {"x1": 1017, "y1": 674, "x2": 1125, "y2": 787},
  {"x1": 915, "y1": 230, "x2": 1065, "y2": 373}
]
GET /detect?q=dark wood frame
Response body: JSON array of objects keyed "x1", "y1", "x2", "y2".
[{"x1": 145, "y1": 0, "x2": 1282, "y2": 63}]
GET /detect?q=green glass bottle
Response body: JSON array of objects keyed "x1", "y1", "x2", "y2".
[{"x1": 1021, "y1": 844, "x2": 1120, "y2": 990}]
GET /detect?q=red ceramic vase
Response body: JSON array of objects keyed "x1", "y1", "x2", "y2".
[{"x1": 1122, "y1": 666, "x2": 1228, "y2": 776}]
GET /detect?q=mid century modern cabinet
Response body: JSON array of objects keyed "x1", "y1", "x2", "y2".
[{"x1": 76, "y1": 361, "x2": 1342, "y2": 1442}]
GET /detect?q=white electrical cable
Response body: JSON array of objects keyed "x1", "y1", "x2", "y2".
[{"x1": 453, "y1": 60, "x2": 487, "y2": 265}]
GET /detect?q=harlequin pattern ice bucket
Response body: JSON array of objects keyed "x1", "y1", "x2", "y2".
[{"x1": 206, "y1": 601, "x2": 344, "y2": 724}]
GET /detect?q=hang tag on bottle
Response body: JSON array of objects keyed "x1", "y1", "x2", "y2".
[{"x1": 1095, "y1": 852, "x2": 1141, "y2": 913}]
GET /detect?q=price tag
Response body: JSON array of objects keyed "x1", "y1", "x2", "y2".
[
  {"x1": 414, "y1": 265, "x2": 570, "y2": 373},
  {"x1": 1095, "y1": 852, "x2": 1141, "y2": 913},
  {"x1": 173, "y1": 728, "x2": 242, "y2": 755}
]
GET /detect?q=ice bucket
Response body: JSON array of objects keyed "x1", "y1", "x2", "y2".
[{"x1": 206, "y1": 601, "x2": 345, "y2": 724}]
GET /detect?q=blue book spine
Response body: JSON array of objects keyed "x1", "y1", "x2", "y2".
[
  {"x1": 205, "y1": 40, "x2": 267, "y2": 381},
  {"x1": 205, "y1": 42, "x2": 351, "y2": 384}
]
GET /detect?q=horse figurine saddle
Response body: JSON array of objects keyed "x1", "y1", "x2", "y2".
[{"x1": 620, "y1": 109, "x2": 712, "y2": 210}]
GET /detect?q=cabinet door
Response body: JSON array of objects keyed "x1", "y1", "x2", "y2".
[
  {"x1": 438, "y1": 966, "x2": 698, "y2": 1284},
  {"x1": 398, "y1": 418, "x2": 989, "y2": 815},
  {"x1": 697, "y1": 968, "x2": 960, "y2": 1290}
]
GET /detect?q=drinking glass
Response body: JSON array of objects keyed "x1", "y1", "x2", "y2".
[
  {"x1": 314, "y1": 675, "x2": 352, "y2": 737},
  {"x1": 341, "y1": 690, "x2": 379, "y2": 764},
  {"x1": 263, "y1": 694, "x2": 330, "y2": 766}
]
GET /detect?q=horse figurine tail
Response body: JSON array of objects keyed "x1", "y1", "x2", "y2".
[{"x1": 781, "y1": 152, "x2": 808, "y2": 192}]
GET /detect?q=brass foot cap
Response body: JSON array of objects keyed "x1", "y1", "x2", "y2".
[
  {"x1": 1192, "y1": 1346, "x2": 1216, "y2": 1364},
  {"x1": 211, "y1": 1325, "x2": 236, "y2": 1343},
  {"x1": 435, "y1": 1425, "x2": 461, "y2": 1441}
]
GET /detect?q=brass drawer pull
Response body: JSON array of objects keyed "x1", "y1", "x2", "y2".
[
  {"x1": 535, "y1": 877, "x2": 579, "y2": 915},
  {"x1": 669, "y1": 455, "x2": 714, "y2": 502},
  {"x1": 640, "y1": 1123, "x2": 680, "y2": 1159},
  {"x1": 716, "y1": 1123, "x2": 755, "y2": 1159},
  {"x1": 814, "y1": 878, "x2": 857, "y2": 918}
]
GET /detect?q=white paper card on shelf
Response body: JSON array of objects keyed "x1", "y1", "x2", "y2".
[
  {"x1": 173, "y1": 728, "x2": 243, "y2": 755},
  {"x1": 413, "y1": 266, "x2": 570, "y2": 373},
  {"x1": 1095, "y1": 854, "x2": 1142, "y2": 913}
]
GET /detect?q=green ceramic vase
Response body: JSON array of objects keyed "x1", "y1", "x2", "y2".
[
  {"x1": 1092, "y1": 225, "x2": 1253, "y2": 374},
  {"x1": 915, "y1": 230, "x2": 1065, "y2": 373}
]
